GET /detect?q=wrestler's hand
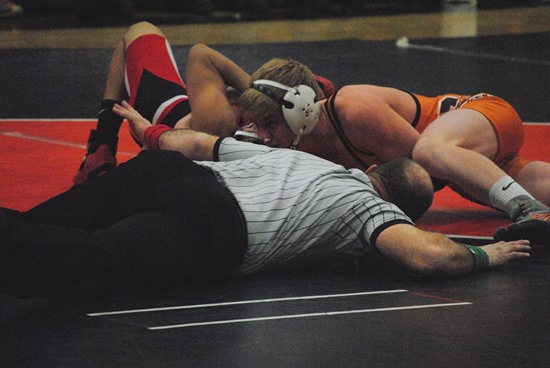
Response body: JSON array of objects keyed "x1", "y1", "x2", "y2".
[
  {"x1": 112, "y1": 101, "x2": 152, "y2": 143},
  {"x1": 481, "y1": 239, "x2": 531, "y2": 267}
]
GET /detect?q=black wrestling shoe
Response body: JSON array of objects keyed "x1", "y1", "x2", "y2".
[
  {"x1": 494, "y1": 198, "x2": 550, "y2": 245},
  {"x1": 494, "y1": 217, "x2": 550, "y2": 245}
]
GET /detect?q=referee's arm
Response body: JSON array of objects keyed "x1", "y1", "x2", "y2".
[{"x1": 374, "y1": 223, "x2": 530, "y2": 276}]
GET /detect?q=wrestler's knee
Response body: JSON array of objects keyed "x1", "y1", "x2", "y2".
[
  {"x1": 187, "y1": 43, "x2": 212, "y2": 64},
  {"x1": 412, "y1": 136, "x2": 449, "y2": 175},
  {"x1": 124, "y1": 21, "x2": 164, "y2": 45}
]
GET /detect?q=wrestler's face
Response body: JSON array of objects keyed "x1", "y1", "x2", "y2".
[{"x1": 254, "y1": 112, "x2": 296, "y2": 148}]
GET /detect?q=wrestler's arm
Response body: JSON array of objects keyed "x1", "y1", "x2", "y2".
[
  {"x1": 185, "y1": 44, "x2": 250, "y2": 137},
  {"x1": 113, "y1": 101, "x2": 218, "y2": 161},
  {"x1": 374, "y1": 223, "x2": 531, "y2": 276},
  {"x1": 335, "y1": 86, "x2": 420, "y2": 163},
  {"x1": 159, "y1": 129, "x2": 218, "y2": 161}
]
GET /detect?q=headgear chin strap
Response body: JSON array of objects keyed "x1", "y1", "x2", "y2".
[
  {"x1": 290, "y1": 128, "x2": 304, "y2": 150},
  {"x1": 251, "y1": 79, "x2": 321, "y2": 148}
]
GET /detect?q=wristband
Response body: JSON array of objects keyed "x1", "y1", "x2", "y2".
[
  {"x1": 463, "y1": 244, "x2": 489, "y2": 271},
  {"x1": 143, "y1": 124, "x2": 172, "y2": 150}
]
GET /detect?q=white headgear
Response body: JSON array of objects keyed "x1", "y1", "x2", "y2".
[{"x1": 251, "y1": 79, "x2": 321, "y2": 137}]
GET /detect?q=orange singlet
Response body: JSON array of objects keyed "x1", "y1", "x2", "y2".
[{"x1": 412, "y1": 93, "x2": 530, "y2": 177}]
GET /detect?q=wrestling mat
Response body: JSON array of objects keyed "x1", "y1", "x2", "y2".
[{"x1": 1, "y1": 119, "x2": 549, "y2": 238}]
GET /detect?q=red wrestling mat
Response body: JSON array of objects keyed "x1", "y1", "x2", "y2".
[
  {"x1": 1, "y1": 120, "x2": 549, "y2": 237},
  {"x1": 0, "y1": 120, "x2": 140, "y2": 211}
]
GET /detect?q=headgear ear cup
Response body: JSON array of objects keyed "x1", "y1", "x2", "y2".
[
  {"x1": 282, "y1": 85, "x2": 320, "y2": 136},
  {"x1": 251, "y1": 79, "x2": 321, "y2": 136}
]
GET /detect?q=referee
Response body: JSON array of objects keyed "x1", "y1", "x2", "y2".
[{"x1": 0, "y1": 104, "x2": 531, "y2": 299}]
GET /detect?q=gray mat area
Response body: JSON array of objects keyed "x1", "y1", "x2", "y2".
[{"x1": 2, "y1": 32, "x2": 549, "y2": 120}]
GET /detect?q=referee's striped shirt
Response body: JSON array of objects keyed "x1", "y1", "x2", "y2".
[{"x1": 197, "y1": 138, "x2": 413, "y2": 274}]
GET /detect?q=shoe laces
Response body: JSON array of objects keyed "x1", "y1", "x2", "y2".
[
  {"x1": 511, "y1": 197, "x2": 550, "y2": 222},
  {"x1": 529, "y1": 212, "x2": 550, "y2": 222}
]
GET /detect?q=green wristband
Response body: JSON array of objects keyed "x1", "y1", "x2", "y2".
[{"x1": 463, "y1": 244, "x2": 490, "y2": 271}]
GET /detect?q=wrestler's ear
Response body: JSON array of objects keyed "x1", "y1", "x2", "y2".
[{"x1": 364, "y1": 164, "x2": 378, "y2": 174}]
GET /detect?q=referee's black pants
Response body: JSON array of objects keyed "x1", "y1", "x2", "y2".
[{"x1": 0, "y1": 150, "x2": 247, "y2": 299}]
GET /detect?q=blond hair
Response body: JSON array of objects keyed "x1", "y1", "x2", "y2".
[{"x1": 239, "y1": 58, "x2": 322, "y2": 123}]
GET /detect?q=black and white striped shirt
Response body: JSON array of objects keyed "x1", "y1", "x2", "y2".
[{"x1": 197, "y1": 138, "x2": 412, "y2": 274}]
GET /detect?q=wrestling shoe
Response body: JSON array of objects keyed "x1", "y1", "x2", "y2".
[
  {"x1": 493, "y1": 197, "x2": 550, "y2": 245},
  {"x1": 72, "y1": 129, "x2": 117, "y2": 185}
]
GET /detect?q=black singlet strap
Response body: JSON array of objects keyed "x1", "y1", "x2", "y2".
[{"x1": 324, "y1": 90, "x2": 373, "y2": 170}]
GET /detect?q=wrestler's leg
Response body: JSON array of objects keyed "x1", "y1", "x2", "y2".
[
  {"x1": 72, "y1": 39, "x2": 126, "y2": 185},
  {"x1": 412, "y1": 108, "x2": 502, "y2": 206},
  {"x1": 514, "y1": 161, "x2": 550, "y2": 206},
  {"x1": 123, "y1": 22, "x2": 190, "y2": 129},
  {"x1": 414, "y1": 98, "x2": 549, "y2": 223},
  {"x1": 411, "y1": 102, "x2": 550, "y2": 244},
  {"x1": 73, "y1": 22, "x2": 181, "y2": 185}
]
